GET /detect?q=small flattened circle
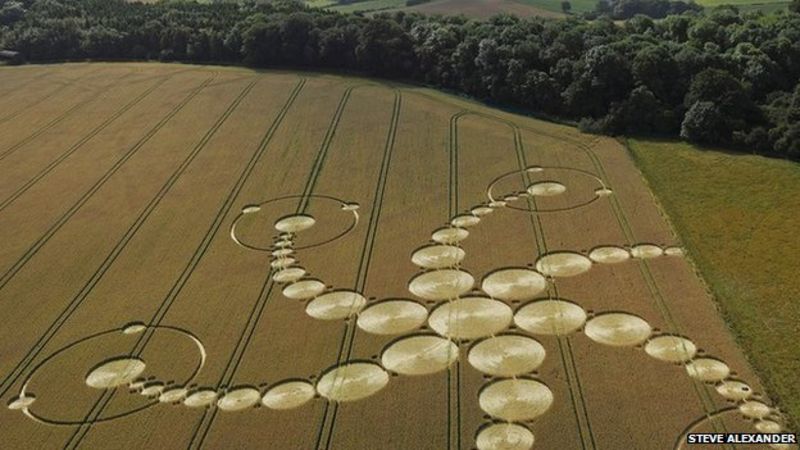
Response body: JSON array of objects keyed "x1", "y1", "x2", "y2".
[
  {"x1": 140, "y1": 382, "x2": 165, "y2": 397},
  {"x1": 271, "y1": 257, "x2": 297, "y2": 269},
  {"x1": 664, "y1": 246, "x2": 685, "y2": 257},
  {"x1": 262, "y1": 381, "x2": 316, "y2": 410},
  {"x1": 183, "y1": 389, "x2": 219, "y2": 408},
  {"x1": 630, "y1": 244, "x2": 664, "y2": 259},
  {"x1": 356, "y1": 300, "x2": 428, "y2": 335},
  {"x1": 595, "y1": 187, "x2": 613, "y2": 197},
  {"x1": 588, "y1": 246, "x2": 630, "y2": 264},
  {"x1": 451, "y1": 215, "x2": 481, "y2": 228},
  {"x1": 159, "y1": 387, "x2": 188, "y2": 403},
  {"x1": 755, "y1": 420, "x2": 782, "y2": 433},
  {"x1": 8, "y1": 395, "x2": 36, "y2": 410},
  {"x1": 471, "y1": 206, "x2": 495, "y2": 216},
  {"x1": 685, "y1": 358, "x2": 731, "y2": 382},
  {"x1": 716, "y1": 380, "x2": 753, "y2": 401},
  {"x1": 217, "y1": 387, "x2": 261, "y2": 411},
  {"x1": 282, "y1": 279, "x2": 326, "y2": 300},
  {"x1": 740, "y1": 401, "x2": 771, "y2": 419},
  {"x1": 273, "y1": 267, "x2": 307, "y2": 283},
  {"x1": 644, "y1": 336, "x2": 697, "y2": 363}
]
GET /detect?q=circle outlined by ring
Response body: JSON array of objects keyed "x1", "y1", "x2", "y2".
[
  {"x1": 487, "y1": 166, "x2": 609, "y2": 213},
  {"x1": 14, "y1": 324, "x2": 206, "y2": 426},
  {"x1": 230, "y1": 194, "x2": 359, "y2": 252}
]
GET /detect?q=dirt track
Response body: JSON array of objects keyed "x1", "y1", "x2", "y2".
[{"x1": 0, "y1": 63, "x2": 789, "y2": 450}]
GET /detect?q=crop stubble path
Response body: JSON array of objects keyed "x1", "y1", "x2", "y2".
[
  {"x1": 175, "y1": 82, "x2": 389, "y2": 448},
  {"x1": 60, "y1": 76, "x2": 262, "y2": 449},
  {"x1": 0, "y1": 69, "x2": 179, "y2": 213},
  {"x1": 449, "y1": 111, "x2": 597, "y2": 450},
  {"x1": 516, "y1": 123, "x2": 736, "y2": 443},
  {"x1": 313, "y1": 88, "x2": 401, "y2": 450},
  {"x1": 0, "y1": 69, "x2": 220, "y2": 398},
  {"x1": 181, "y1": 77, "x2": 311, "y2": 449},
  {"x1": 0, "y1": 67, "x2": 137, "y2": 162},
  {"x1": 0, "y1": 71, "x2": 218, "y2": 291}
]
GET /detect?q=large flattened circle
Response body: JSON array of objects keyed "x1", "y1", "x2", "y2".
[
  {"x1": 428, "y1": 297, "x2": 513, "y2": 340},
  {"x1": 282, "y1": 279, "x2": 326, "y2": 300},
  {"x1": 481, "y1": 268, "x2": 547, "y2": 301},
  {"x1": 432, "y1": 227, "x2": 469, "y2": 244},
  {"x1": 408, "y1": 269, "x2": 474, "y2": 301},
  {"x1": 306, "y1": 290, "x2": 367, "y2": 320},
  {"x1": 468, "y1": 335, "x2": 546, "y2": 377},
  {"x1": 514, "y1": 300, "x2": 586, "y2": 336},
  {"x1": 588, "y1": 246, "x2": 630, "y2": 264},
  {"x1": 685, "y1": 358, "x2": 731, "y2": 382},
  {"x1": 316, "y1": 362, "x2": 389, "y2": 402},
  {"x1": 381, "y1": 335, "x2": 459, "y2": 375},
  {"x1": 411, "y1": 245, "x2": 466, "y2": 269},
  {"x1": 476, "y1": 423, "x2": 535, "y2": 450},
  {"x1": 85, "y1": 357, "x2": 147, "y2": 389},
  {"x1": 261, "y1": 380, "x2": 316, "y2": 410},
  {"x1": 584, "y1": 313, "x2": 652, "y2": 347},
  {"x1": 535, "y1": 253, "x2": 592, "y2": 277},
  {"x1": 356, "y1": 299, "x2": 428, "y2": 335},
  {"x1": 644, "y1": 335, "x2": 697, "y2": 363},
  {"x1": 479, "y1": 378, "x2": 554, "y2": 421}
]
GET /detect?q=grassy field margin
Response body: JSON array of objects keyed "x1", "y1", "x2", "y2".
[{"x1": 626, "y1": 138, "x2": 800, "y2": 429}]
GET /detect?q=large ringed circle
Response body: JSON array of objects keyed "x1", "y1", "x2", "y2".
[
  {"x1": 230, "y1": 194, "x2": 359, "y2": 252},
  {"x1": 17, "y1": 324, "x2": 205, "y2": 425},
  {"x1": 487, "y1": 167, "x2": 606, "y2": 213}
]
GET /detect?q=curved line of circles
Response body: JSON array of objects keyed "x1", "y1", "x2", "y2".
[
  {"x1": 229, "y1": 194, "x2": 359, "y2": 252},
  {"x1": 486, "y1": 165, "x2": 608, "y2": 213},
  {"x1": 10, "y1": 324, "x2": 206, "y2": 426},
  {"x1": 8, "y1": 175, "x2": 791, "y2": 450}
]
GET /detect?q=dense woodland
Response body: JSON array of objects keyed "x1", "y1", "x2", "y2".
[{"x1": 1, "y1": 0, "x2": 799, "y2": 158}]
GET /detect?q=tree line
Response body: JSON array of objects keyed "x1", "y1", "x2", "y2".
[{"x1": 1, "y1": 0, "x2": 799, "y2": 159}]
